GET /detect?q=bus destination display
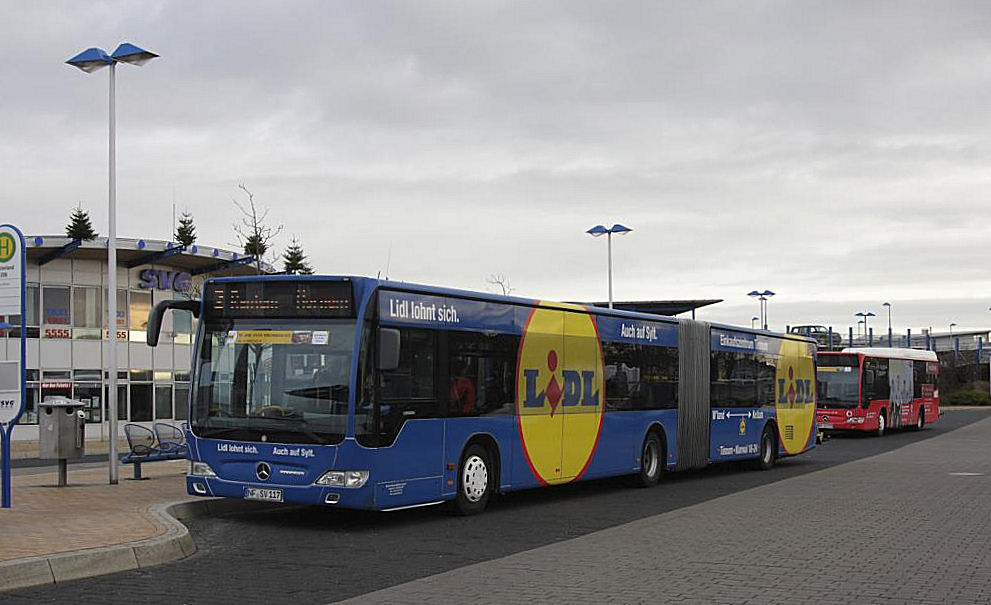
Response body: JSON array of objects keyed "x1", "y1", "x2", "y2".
[{"x1": 206, "y1": 281, "x2": 353, "y2": 318}]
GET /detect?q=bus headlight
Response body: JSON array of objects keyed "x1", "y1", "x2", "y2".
[
  {"x1": 315, "y1": 470, "x2": 369, "y2": 488},
  {"x1": 190, "y1": 461, "x2": 217, "y2": 477}
]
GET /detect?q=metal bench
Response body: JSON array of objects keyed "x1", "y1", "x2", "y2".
[{"x1": 119, "y1": 422, "x2": 188, "y2": 479}]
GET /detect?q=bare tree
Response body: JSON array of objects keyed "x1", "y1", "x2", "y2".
[
  {"x1": 487, "y1": 273, "x2": 514, "y2": 296},
  {"x1": 231, "y1": 183, "x2": 283, "y2": 273}
]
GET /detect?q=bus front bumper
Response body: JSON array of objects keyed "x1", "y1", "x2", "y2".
[{"x1": 186, "y1": 475, "x2": 377, "y2": 510}]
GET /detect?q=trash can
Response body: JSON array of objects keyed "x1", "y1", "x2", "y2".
[{"x1": 38, "y1": 397, "x2": 86, "y2": 486}]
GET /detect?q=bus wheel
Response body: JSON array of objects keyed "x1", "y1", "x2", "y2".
[
  {"x1": 754, "y1": 427, "x2": 776, "y2": 470},
  {"x1": 912, "y1": 409, "x2": 924, "y2": 432},
  {"x1": 453, "y1": 444, "x2": 492, "y2": 515},
  {"x1": 635, "y1": 432, "x2": 664, "y2": 487},
  {"x1": 876, "y1": 412, "x2": 886, "y2": 437}
]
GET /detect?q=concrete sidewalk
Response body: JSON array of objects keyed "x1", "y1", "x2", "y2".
[
  {"x1": 340, "y1": 416, "x2": 991, "y2": 605},
  {"x1": 0, "y1": 460, "x2": 196, "y2": 591}
]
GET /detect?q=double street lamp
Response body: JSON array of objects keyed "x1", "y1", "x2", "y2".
[
  {"x1": 855, "y1": 311, "x2": 876, "y2": 342},
  {"x1": 67, "y1": 42, "x2": 158, "y2": 485},
  {"x1": 747, "y1": 290, "x2": 774, "y2": 330},
  {"x1": 586, "y1": 224, "x2": 632, "y2": 309}
]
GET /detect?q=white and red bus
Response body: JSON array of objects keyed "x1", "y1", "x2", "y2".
[{"x1": 817, "y1": 348, "x2": 939, "y2": 436}]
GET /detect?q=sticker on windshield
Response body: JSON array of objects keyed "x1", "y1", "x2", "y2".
[
  {"x1": 235, "y1": 330, "x2": 293, "y2": 344},
  {"x1": 292, "y1": 331, "x2": 312, "y2": 344},
  {"x1": 311, "y1": 331, "x2": 329, "y2": 345}
]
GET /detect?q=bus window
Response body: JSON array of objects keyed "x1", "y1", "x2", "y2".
[
  {"x1": 913, "y1": 361, "x2": 924, "y2": 399},
  {"x1": 447, "y1": 330, "x2": 519, "y2": 417},
  {"x1": 862, "y1": 358, "x2": 890, "y2": 405},
  {"x1": 603, "y1": 342, "x2": 677, "y2": 411},
  {"x1": 756, "y1": 352, "x2": 778, "y2": 406},
  {"x1": 357, "y1": 326, "x2": 439, "y2": 447},
  {"x1": 711, "y1": 351, "x2": 757, "y2": 408}
]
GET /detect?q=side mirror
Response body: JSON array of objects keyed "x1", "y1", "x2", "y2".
[
  {"x1": 377, "y1": 328, "x2": 401, "y2": 371},
  {"x1": 147, "y1": 299, "x2": 200, "y2": 347}
]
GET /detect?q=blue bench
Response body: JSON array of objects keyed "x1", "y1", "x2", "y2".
[{"x1": 120, "y1": 422, "x2": 189, "y2": 479}]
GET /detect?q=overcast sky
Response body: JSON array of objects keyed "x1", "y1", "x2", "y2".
[{"x1": 2, "y1": 1, "x2": 990, "y2": 334}]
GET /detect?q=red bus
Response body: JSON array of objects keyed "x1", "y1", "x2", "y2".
[{"x1": 817, "y1": 348, "x2": 939, "y2": 436}]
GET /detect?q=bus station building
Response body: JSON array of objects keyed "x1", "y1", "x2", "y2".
[{"x1": 0, "y1": 235, "x2": 273, "y2": 442}]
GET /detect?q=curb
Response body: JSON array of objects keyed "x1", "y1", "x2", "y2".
[{"x1": 0, "y1": 498, "x2": 280, "y2": 593}]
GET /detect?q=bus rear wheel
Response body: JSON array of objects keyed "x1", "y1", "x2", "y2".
[
  {"x1": 754, "y1": 427, "x2": 776, "y2": 471},
  {"x1": 876, "y1": 412, "x2": 886, "y2": 437},
  {"x1": 635, "y1": 432, "x2": 664, "y2": 487},
  {"x1": 912, "y1": 409, "x2": 925, "y2": 432},
  {"x1": 453, "y1": 444, "x2": 492, "y2": 515}
]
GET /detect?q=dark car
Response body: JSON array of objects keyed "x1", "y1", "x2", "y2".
[{"x1": 789, "y1": 324, "x2": 842, "y2": 349}]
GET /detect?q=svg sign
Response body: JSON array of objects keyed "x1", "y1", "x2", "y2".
[{"x1": 139, "y1": 269, "x2": 192, "y2": 293}]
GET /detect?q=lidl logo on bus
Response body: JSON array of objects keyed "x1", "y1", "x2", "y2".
[
  {"x1": 516, "y1": 304, "x2": 604, "y2": 485},
  {"x1": 777, "y1": 366, "x2": 814, "y2": 405},
  {"x1": 0, "y1": 232, "x2": 15, "y2": 263},
  {"x1": 522, "y1": 350, "x2": 599, "y2": 414}
]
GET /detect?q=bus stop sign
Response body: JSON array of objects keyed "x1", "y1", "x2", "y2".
[{"x1": 0, "y1": 223, "x2": 26, "y2": 508}]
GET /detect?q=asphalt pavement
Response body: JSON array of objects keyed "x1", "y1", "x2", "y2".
[{"x1": 2, "y1": 408, "x2": 988, "y2": 604}]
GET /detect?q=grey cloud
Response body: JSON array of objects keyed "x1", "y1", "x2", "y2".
[{"x1": 2, "y1": 1, "x2": 990, "y2": 330}]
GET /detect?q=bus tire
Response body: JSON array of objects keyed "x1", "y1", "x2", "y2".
[
  {"x1": 912, "y1": 409, "x2": 924, "y2": 432},
  {"x1": 634, "y1": 431, "x2": 664, "y2": 487},
  {"x1": 754, "y1": 426, "x2": 776, "y2": 471},
  {"x1": 453, "y1": 444, "x2": 492, "y2": 515},
  {"x1": 876, "y1": 411, "x2": 886, "y2": 437}
]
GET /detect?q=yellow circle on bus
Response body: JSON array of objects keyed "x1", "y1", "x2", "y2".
[
  {"x1": 774, "y1": 339, "x2": 816, "y2": 454},
  {"x1": 516, "y1": 304, "x2": 604, "y2": 485}
]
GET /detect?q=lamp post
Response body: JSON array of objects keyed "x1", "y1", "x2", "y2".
[
  {"x1": 586, "y1": 224, "x2": 632, "y2": 309},
  {"x1": 855, "y1": 312, "x2": 875, "y2": 342},
  {"x1": 747, "y1": 290, "x2": 775, "y2": 330},
  {"x1": 67, "y1": 43, "x2": 158, "y2": 485},
  {"x1": 882, "y1": 302, "x2": 892, "y2": 346}
]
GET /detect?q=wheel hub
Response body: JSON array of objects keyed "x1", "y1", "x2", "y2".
[{"x1": 462, "y1": 455, "x2": 488, "y2": 503}]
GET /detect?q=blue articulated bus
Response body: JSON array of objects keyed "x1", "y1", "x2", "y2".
[{"x1": 148, "y1": 276, "x2": 817, "y2": 514}]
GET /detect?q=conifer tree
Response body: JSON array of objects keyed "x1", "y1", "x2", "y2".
[
  {"x1": 282, "y1": 236, "x2": 314, "y2": 275},
  {"x1": 174, "y1": 211, "x2": 197, "y2": 246},
  {"x1": 65, "y1": 204, "x2": 98, "y2": 240}
]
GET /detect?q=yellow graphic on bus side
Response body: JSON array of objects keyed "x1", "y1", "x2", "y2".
[
  {"x1": 517, "y1": 304, "x2": 604, "y2": 485},
  {"x1": 774, "y1": 339, "x2": 816, "y2": 454}
]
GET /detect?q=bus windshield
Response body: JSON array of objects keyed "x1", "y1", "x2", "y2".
[
  {"x1": 817, "y1": 356, "x2": 860, "y2": 409},
  {"x1": 191, "y1": 318, "x2": 355, "y2": 445}
]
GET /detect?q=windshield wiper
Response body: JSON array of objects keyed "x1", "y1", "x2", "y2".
[
  {"x1": 195, "y1": 425, "x2": 254, "y2": 439},
  {"x1": 248, "y1": 415, "x2": 329, "y2": 445}
]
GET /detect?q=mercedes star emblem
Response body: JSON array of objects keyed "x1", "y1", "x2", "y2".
[{"x1": 256, "y1": 462, "x2": 272, "y2": 482}]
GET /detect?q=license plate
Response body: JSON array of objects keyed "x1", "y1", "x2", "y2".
[
  {"x1": 244, "y1": 487, "x2": 283, "y2": 502},
  {"x1": 819, "y1": 423, "x2": 833, "y2": 429}
]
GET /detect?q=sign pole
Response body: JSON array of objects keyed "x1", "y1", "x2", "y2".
[{"x1": 0, "y1": 224, "x2": 27, "y2": 508}]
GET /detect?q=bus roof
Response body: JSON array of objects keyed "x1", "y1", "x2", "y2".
[
  {"x1": 838, "y1": 347, "x2": 938, "y2": 362},
  {"x1": 203, "y1": 274, "x2": 815, "y2": 344}
]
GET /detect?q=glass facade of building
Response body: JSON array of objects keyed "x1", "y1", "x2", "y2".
[{"x1": 0, "y1": 251, "x2": 207, "y2": 433}]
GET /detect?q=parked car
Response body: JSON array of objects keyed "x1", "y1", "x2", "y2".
[{"x1": 789, "y1": 324, "x2": 842, "y2": 349}]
